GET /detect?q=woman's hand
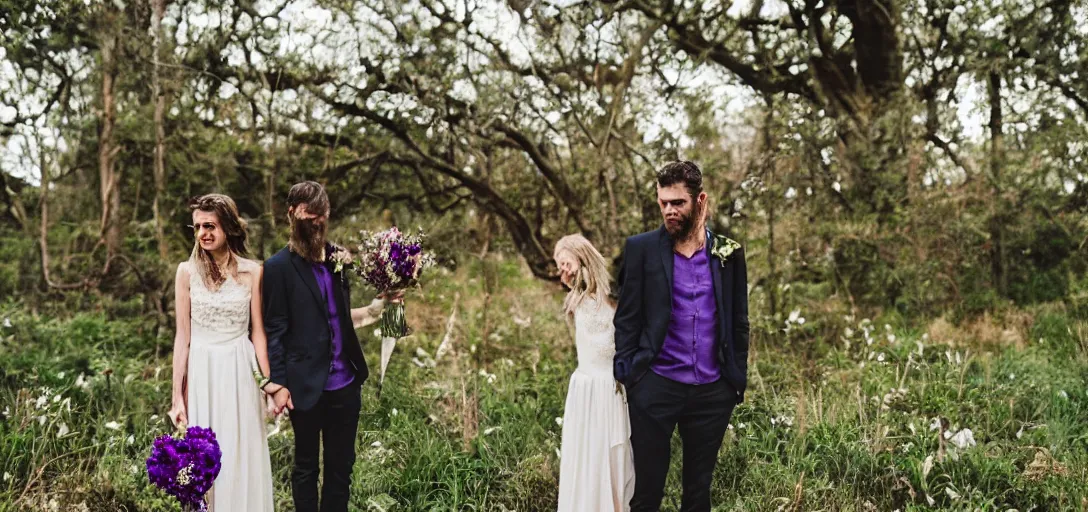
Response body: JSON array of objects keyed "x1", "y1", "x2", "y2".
[
  {"x1": 167, "y1": 401, "x2": 187, "y2": 429},
  {"x1": 378, "y1": 289, "x2": 406, "y2": 304},
  {"x1": 265, "y1": 394, "x2": 278, "y2": 419}
]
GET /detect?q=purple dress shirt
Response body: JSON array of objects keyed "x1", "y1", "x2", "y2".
[
  {"x1": 650, "y1": 244, "x2": 721, "y2": 385},
  {"x1": 312, "y1": 263, "x2": 355, "y2": 391}
]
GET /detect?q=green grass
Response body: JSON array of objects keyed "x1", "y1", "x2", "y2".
[{"x1": 1, "y1": 257, "x2": 1087, "y2": 511}]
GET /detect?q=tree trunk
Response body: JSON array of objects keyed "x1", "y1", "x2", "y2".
[
  {"x1": 38, "y1": 136, "x2": 84, "y2": 291},
  {"x1": 0, "y1": 171, "x2": 30, "y2": 233},
  {"x1": 151, "y1": 0, "x2": 169, "y2": 261},
  {"x1": 761, "y1": 101, "x2": 779, "y2": 319},
  {"x1": 988, "y1": 70, "x2": 1007, "y2": 296},
  {"x1": 98, "y1": 30, "x2": 122, "y2": 273}
]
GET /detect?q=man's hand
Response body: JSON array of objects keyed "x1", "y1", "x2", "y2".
[{"x1": 272, "y1": 387, "x2": 294, "y2": 415}]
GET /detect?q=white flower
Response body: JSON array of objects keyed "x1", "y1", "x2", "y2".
[
  {"x1": 929, "y1": 418, "x2": 941, "y2": 431},
  {"x1": 75, "y1": 374, "x2": 90, "y2": 390},
  {"x1": 2, "y1": 318, "x2": 10, "y2": 328},
  {"x1": 771, "y1": 415, "x2": 793, "y2": 428},
  {"x1": 877, "y1": 353, "x2": 886, "y2": 362},
  {"x1": 104, "y1": 421, "x2": 122, "y2": 430},
  {"x1": 53, "y1": 394, "x2": 61, "y2": 403},
  {"x1": 57, "y1": 372, "x2": 66, "y2": 380},
  {"x1": 1, "y1": 472, "x2": 9, "y2": 482},
  {"x1": 1009, "y1": 373, "x2": 1015, "y2": 380},
  {"x1": 947, "y1": 428, "x2": 976, "y2": 449},
  {"x1": 38, "y1": 415, "x2": 47, "y2": 426},
  {"x1": 372, "y1": 328, "x2": 381, "y2": 338},
  {"x1": 555, "y1": 417, "x2": 563, "y2": 427},
  {"x1": 887, "y1": 333, "x2": 897, "y2": 343},
  {"x1": 57, "y1": 423, "x2": 69, "y2": 437},
  {"x1": 371, "y1": 441, "x2": 382, "y2": 448},
  {"x1": 126, "y1": 435, "x2": 134, "y2": 445},
  {"x1": 35, "y1": 395, "x2": 48, "y2": 409},
  {"x1": 176, "y1": 464, "x2": 193, "y2": 486}
]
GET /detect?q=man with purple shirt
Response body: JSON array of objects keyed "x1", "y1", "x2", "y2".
[
  {"x1": 262, "y1": 181, "x2": 400, "y2": 512},
  {"x1": 614, "y1": 161, "x2": 750, "y2": 512}
]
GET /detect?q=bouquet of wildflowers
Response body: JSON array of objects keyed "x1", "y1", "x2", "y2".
[
  {"x1": 347, "y1": 226, "x2": 435, "y2": 390},
  {"x1": 146, "y1": 425, "x2": 222, "y2": 511}
]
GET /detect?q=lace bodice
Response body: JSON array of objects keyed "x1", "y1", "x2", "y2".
[
  {"x1": 573, "y1": 297, "x2": 617, "y2": 376},
  {"x1": 188, "y1": 262, "x2": 253, "y2": 344}
]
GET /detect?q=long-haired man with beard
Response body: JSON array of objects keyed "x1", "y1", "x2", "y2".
[
  {"x1": 613, "y1": 161, "x2": 750, "y2": 511},
  {"x1": 262, "y1": 181, "x2": 400, "y2": 512}
]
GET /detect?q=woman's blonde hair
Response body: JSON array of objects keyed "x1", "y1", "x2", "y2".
[
  {"x1": 553, "y1": 234, "x2": 612, "y2": 316},
  {"x1": 187, "y1": 194, "x2": 249, "y2": 290}
]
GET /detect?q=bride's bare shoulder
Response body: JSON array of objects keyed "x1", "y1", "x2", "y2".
[{"x1": 236, "y1": 257, "x2": 262, "y2": 274}]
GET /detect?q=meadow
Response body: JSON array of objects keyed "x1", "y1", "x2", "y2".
[{"x1": 2, "y1": 256, "x2": 1086, "y2": 511}]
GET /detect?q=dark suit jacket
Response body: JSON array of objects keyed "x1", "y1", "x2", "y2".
[
  {"x1": 612, "y1": 227, "x2": 750, "y2": 402},
  {"x1": 263, "y1": 246, "x2": 369, "y2": 411}
]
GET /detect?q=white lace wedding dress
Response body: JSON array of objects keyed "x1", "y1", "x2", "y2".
[
  {"x1": 186, "y1": 261, "x2": 275, "y2": 511},
  {"x1": 557, "y1": 297, "x2": 635, "y2": 512}
]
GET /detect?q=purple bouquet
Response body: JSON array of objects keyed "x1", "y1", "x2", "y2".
[
  {"x1": 344, "y1": 226, "x2": 435, "y2": 392},
  {"x1": 348, "y1": 226, "x2": 435, "y2": 338},
  {"x1": 146, "y1": 426, "x2": 222, "y2": 511}
]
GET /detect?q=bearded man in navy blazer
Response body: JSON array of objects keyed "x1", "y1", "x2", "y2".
[{"x1": 613, "y1": 161, "x2": 749, "y2": 512}]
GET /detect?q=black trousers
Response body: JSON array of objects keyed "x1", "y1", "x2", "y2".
[
  {"x1": 627, "y1": 371, "x2": 738, "y2": 512},
  {"x1": 288, "y1": 381, "x2": 362, "y2": 512}
]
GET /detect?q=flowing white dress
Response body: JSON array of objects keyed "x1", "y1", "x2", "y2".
[
  {"x1": 185, "y1": 261, "x2": 275, "y2": 512},
  {"x1": 557, "y1": 297, "x2": 636, "y2": 512}
]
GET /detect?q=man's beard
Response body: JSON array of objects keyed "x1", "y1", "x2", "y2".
[
  {"x1": 290, "y1": 217, "x2": 328, "y2": 262},
  {"x1": 665, "y1": 203, "x2": 702, "y2": 243}
]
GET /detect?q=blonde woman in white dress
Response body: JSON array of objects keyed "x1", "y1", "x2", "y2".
[
  {"x1": 554, "y1": 234, "x2": 635, "y2": 512},
  {"x1": 166, "y1": 194, "x2": 275, "y2": 511}
]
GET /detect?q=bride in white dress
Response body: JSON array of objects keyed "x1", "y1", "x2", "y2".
[
  {"x1": 167, "y1": 194, "x2": 275, "y2": 511},
  {"x1": 554, "y1": 234, "x2": 635, "y2": 512}
]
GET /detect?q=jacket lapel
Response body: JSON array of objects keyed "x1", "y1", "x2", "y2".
[
  {"x1": 708, "y1": 230, "x2": 733, "y2": 349},
  {"x1": 289, "y1": 251, "x2": 330, "y2": 320},
  {"x1": 658, "y1": 227, "x2": 674, "y2": 294}
]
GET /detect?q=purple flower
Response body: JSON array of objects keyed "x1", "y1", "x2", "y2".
[{"x1": 146, "y1": 426, "x2": 222, "y2": 508}]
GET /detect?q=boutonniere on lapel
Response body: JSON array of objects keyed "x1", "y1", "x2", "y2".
[
  {"x1": 328, "y1": 245, "x2": 352, "y2": 273},
  {"x1": 709, "y1": 233, "x2": 741, "y2": 266}
]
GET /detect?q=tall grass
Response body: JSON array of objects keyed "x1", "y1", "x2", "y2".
[{"x1": 1, "y1": 257, "x2": 1086, "y2": 511}]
